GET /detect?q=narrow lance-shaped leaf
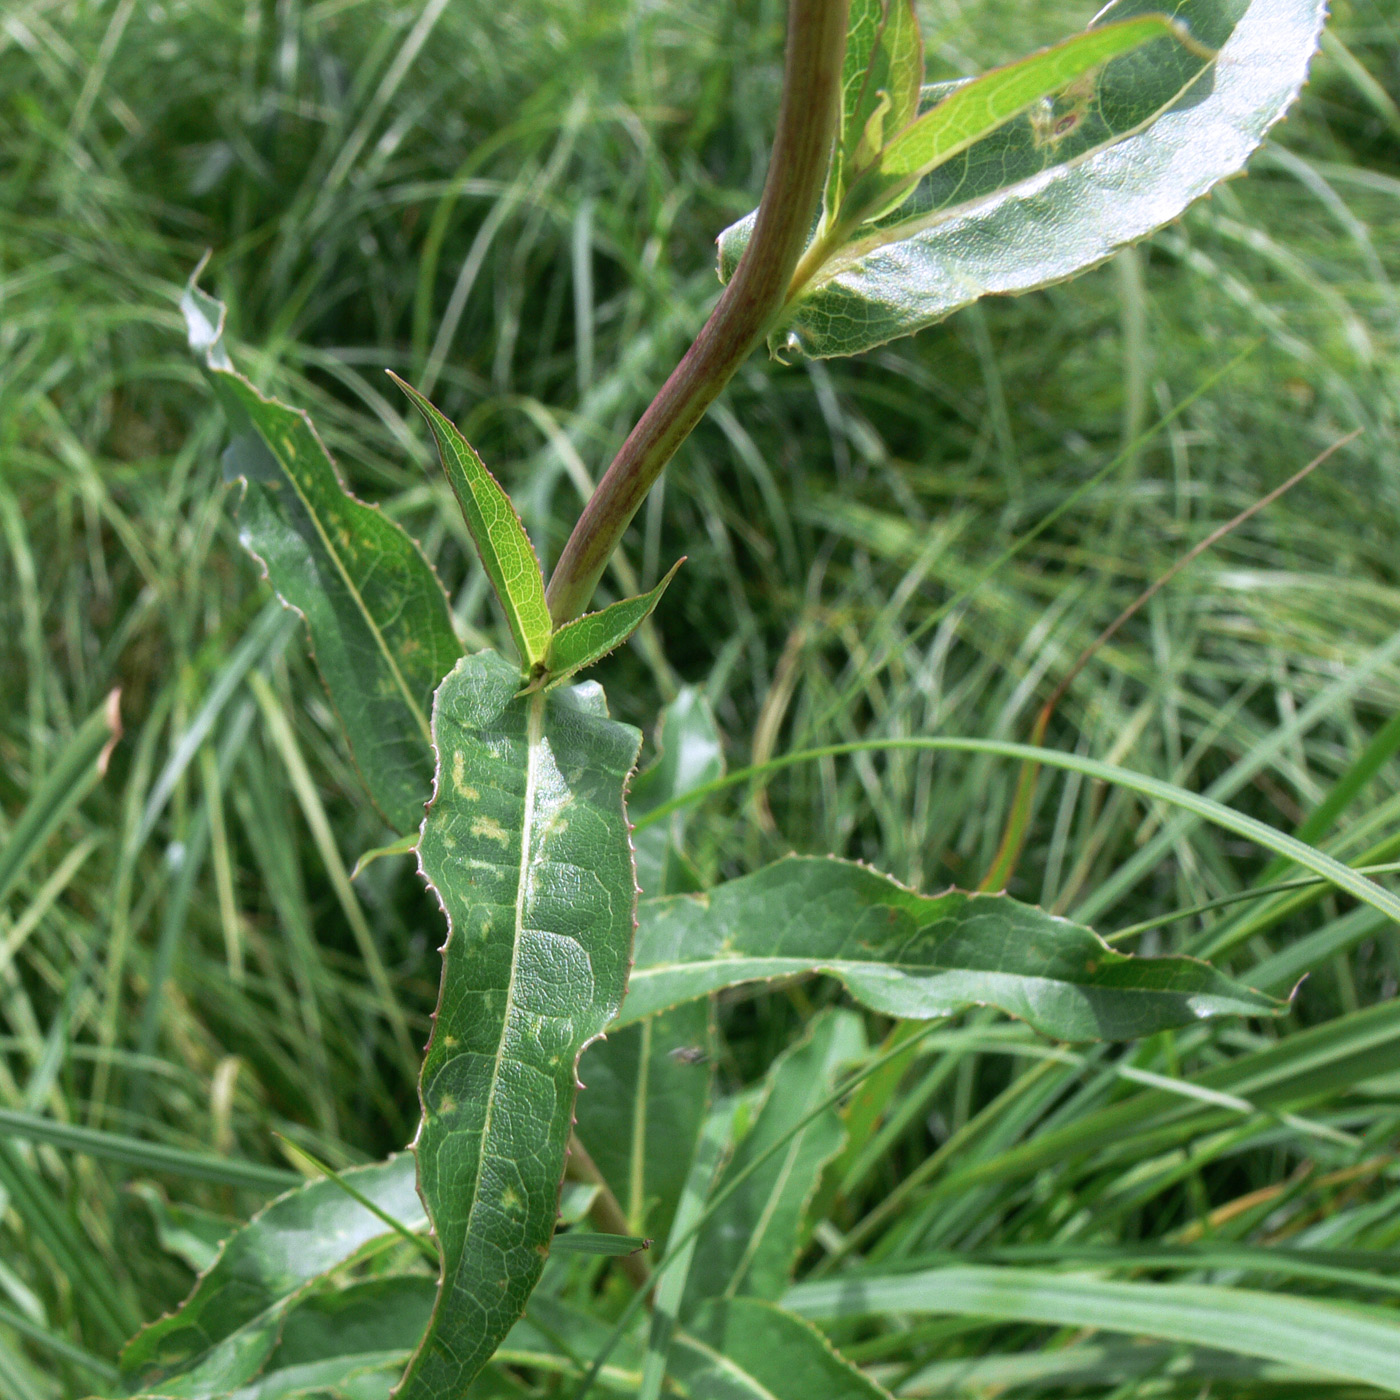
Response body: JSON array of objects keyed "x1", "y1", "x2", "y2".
[
  {"x1": 722, "y1": 0, "x2": 1328, "y2": 358},
  {"x1": 543, "y1": 558, "x2": 684, "y2": 690},
  {"x1": 401, "y1": 649, "x2": 641, "y2": 1399},
  {"x1": 619, "y1": 856, "x2": 1284, "y2": 1038},
  {"x1": 183, "y1": 280, "x2": 461, "y2": 833},
  {"x1": 575, "y1": 999, "x2": 713, "y2": 1244},
  {"x1": 389, "y1": 373, "x2": 553, "y2": 676},
  {"x1": 637, "y1": 1096, "x2": 736, "y2": 1400}
]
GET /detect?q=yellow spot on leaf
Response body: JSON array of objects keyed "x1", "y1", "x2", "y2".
[{"x1": 471, "y1": 815, "x2": 509, "y2": 844}]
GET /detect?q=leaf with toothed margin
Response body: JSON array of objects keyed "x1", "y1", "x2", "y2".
[
  {"x1": 401, "y1": 648, "x2": 641, "y2": 1400},
  {"x1": 543, "y1": 559, "x2": 684, "y2": 689},
  {"x1": 182, "y1": 277, "x2": 461, "y2": 835},
  {"x1": 720, "y1": 0, "x2": 1328, "y2": 359},
  {"x1": 119, "y1": 1155, "x2": 425, "y2": 1392},
  {"x1": 618, "y1": 856, "x2": 1284, "y2": 1039},
  {"x1": 389, "y1": 374, "x2": 553, "y2": 677}
]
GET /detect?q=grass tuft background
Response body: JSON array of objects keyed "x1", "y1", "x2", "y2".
[{"x1": 2, "y1": 0, "x2": 1399, "y2": 1390}]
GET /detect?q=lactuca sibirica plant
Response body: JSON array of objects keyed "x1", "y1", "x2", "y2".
[{"x1": 125, "y1": 0, "x2": 1344, "y2": 1395}]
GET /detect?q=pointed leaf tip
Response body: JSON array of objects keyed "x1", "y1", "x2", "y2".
[
  {"x1": 388, "y1": 371, "x2": 552, "y2": 672},
  {"x1": 183, "y1": 278, "x2": 460, "y2": 833},
  {"x1": 544, "y1": 557, "x2": 685, "y2": 688}
]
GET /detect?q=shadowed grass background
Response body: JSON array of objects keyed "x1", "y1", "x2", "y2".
[{"x1": 2, "y1": 0, "x2": 1399, "y2": 1392}]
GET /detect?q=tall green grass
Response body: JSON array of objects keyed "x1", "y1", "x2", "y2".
[{"x1": 2, "y1": 0, "x2": 1399, "y2": 1392}]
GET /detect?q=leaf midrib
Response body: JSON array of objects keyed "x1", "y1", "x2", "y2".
[
  {"x1": 443, "y1": 691, "x2": 544, "y2": 1302},
  {"x1": 626, "y1": 957, "x2": 1244, "y2": 999}
]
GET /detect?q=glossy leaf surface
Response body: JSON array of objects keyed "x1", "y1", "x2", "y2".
[
  {"x1": 183, "y1": 283, "x2": 460, "y2": 833},
  {"x1": 671, "y1": 1299, "x2": 889, "y2": 1400},
  {"x1": 390, "y1": 374, "x2": 552, "y2": 674},
  {"x1": 684, "y1": 1010, "x2": 863, "y2": 1311},
  {"x1": 120, "y1": 1155, "x2": 424, "y2": 1390},
  {"x1": 621, "y1": 856, "x2": 1282, "y2": 1038},
  {"x1": 722, "y1": 0, "x2": 1328, "y2": 358},
  {"x1": 544, "y1": 558, "x2": 683, "y2": 689},
  {"x1": 786, "y1": 1267, "x2": 1400, "y2": 1393},
  {"x1": 403, "y1": 649, "x2": 641, "y2": 1399}
]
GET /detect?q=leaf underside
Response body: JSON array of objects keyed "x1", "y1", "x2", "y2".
[
  {"x1": 621, "y1": 855, "x2": 1283, "y2": 1038},
  {"x1": 183, "y1": 281, "x2": 461, "y2": 833},
  {"x1": 401, "y1": 649, "x2": 641, "y2": 1399},
  {"x1": 720, "y1": 0, "x2": 1329, "y2": 358}
]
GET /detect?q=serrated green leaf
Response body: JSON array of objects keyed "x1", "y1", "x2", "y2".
[
  {"x1": 628, "y1": 686, "x2": 725, "y2": 898},
  {"x1": 723, "y1": 0, "x2": 1328, "y2": 359},
  {"x1": 127, "y1": 1186, "x2": 234, "y2": 1276},
  {"x1": 122, "y1": 1277, "x2": 436, "y2": 1400},
  {"x1": 619, "y1": 856, "x2": 1283, "y2": 1038},
  {"x1": 670, "y1": 1298, "x2": 890, "y2": 1400},
  {"x1": 119, "y1": 1155, "x2": 423, "y2": 1390},
  {"x1": 388, "y1": 373, "x2": 552, "y2": 674},
  {"x1": 543, "y1": 558, "x2": 683, "y2": 689},
  {"x1": 182, "y1": 281, "x2": 461, "y2": 833},
  {"x1": 401, "y1": 649, "x2": 642, "y2": 1400},
  {"x1": 785, "y1": 1268, "x2": 1400, "y2": 1394},
  {"x1": 684, "y1": 1010, "x2": 864, "y2": 1312}
]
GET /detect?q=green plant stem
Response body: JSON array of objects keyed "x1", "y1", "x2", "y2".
[{"x1": 544, "y1": 0, "x2": 850, "y2": 624}]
